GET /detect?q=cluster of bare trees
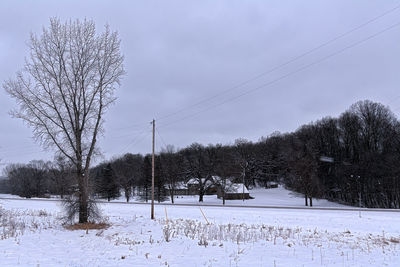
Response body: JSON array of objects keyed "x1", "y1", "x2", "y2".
[
  {"x1": 278, "y1": 100, "x2": 400, "y2": 208},
  {"x1": 87, "y1": 142, "x2": 262, "y2": 204},
  {"x1": 3, "y1": 157, "x2": 74, "y2": 198},
  {"x1": 2, "y1": 100, "x2": 399, "y2": 209},
  {"x1": 95, "y1": 100, "x2": 400, "y2": 208}
]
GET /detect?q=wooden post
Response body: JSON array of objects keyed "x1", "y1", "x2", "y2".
[
  {"x1": 165, "y1": 206, "x2": 168, "y2": 224},
  {"x1": 199, "y1": 207, "x2": 210, "y2": 225}
]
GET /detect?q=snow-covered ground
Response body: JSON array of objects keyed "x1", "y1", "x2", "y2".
[
  {"x1": 0, "y1": 186, "x2": 347, "y2": 208},
  {"x1": 1, "y1": 193, "x2": 400, "y2": 266},
  {"x1": 167, "y1": 186, "x2": 346, "y2": 207}
]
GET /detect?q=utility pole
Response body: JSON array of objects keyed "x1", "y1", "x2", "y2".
[{"x1": 151, "y1": 119, "x2": 155, "y2": 220}]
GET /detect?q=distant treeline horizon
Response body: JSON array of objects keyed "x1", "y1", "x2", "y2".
[{"x1": 2, "y1": 99, "x2": 400, "y2": 209}]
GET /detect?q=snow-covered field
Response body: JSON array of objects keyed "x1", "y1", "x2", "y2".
[
  {"x1": 1, "y1": 188, "x2": 399, "y2": 266},
  {"x1": 0, "y1": 186, "x2": 347, "y2": 208},
  {"x1": 81, "y1": 185, "x2": 344, "y2": 208},
  {"x1": 167, "y1": 186, "x2": 346, "y2": 207}
]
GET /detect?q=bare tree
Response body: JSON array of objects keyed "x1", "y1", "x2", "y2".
[
  {"x1": 28, "y1": 160, "x2": 50, "y2": 197},
  {"x1": 3, "y1": 18, "x2": 124, "y2": 223},
  {"x1": 181, "y1": 143, "x2": 211, "y2": 202},
  {"x1": 49, "y1": 155, "x2": 74, "y2": 199},
  {"x1": 112, "y1": 153, "x2": 143, "y2": 202},
  {"x1": 160, "y1": 145, "x2": 183, "y2": 204},
  {"x1": 5, "y1": 163, "x2": 35, "y2": 198}
]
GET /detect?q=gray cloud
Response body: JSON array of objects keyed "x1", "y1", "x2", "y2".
[{"x1": 1, "y1": 0, "x2": 400, "y2": 169}]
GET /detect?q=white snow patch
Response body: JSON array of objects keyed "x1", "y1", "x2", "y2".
[{"x1": 0, "y1": 198, "x2": 399, "y2": 266}]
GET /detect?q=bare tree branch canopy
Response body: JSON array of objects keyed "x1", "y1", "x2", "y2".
[{"x1": 3, "y1": 18, "x2": 125, "y2": 223}]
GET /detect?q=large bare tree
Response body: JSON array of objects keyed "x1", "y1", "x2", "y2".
[{"x1": 3, "y1": 18, "x2": 124, "y2": 223}]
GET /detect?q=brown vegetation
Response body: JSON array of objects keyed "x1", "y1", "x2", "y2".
[{"x1": 64, "y1": 222, "x2": 110, "y2": 231}]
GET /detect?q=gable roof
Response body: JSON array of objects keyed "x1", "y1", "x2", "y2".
[{"x1": 223, "y1": 183, "x2": 249, "y2": 194}]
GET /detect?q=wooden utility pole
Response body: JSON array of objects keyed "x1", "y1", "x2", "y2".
[{"x1": 151, "y1": 119, "x2": 155, "y2": 220}]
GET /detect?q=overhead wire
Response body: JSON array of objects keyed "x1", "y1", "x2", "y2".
[
  {"x1": 114, "y1": 124, "x2": 152, "y2": 156},
  {"x1": 3, "y1": 4, "x2": 400, "y2": 161},
  {"x1": 154, "y1": 4, "x2": 400, "y2": 123},
  {"x1": 156, "y1": 127, "x2": 169, "y2": 151},
  {"x1": 158, "y1": 21, "x2": 400, "y2": 129}
]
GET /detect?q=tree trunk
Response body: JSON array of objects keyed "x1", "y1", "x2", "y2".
[
  {"x1": 125, "y1": 187, "x2": 131, "y2": 202},
  {"x1": 222, "y1": 181, "x2": 226, "y2": 205},
  {"x1": 309, "y1": 196, "x2": 313, "y2": 207},
  {"x1": 198, "y1": 182, "x2": 204, "y2": 202},
  {"x1": 78, "y1": 173, "x2": 88, "y2": 223},
  {"x1": 305, "y1": 193, "x2": 308, "y2": 206},
  {"x1": 199, "y1": 189, "x2": 204, "y2": 202},
  {"x1": 170, "y1": 189, "x2": 174, "y2": 204}
]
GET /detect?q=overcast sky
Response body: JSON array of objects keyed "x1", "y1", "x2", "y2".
[{"x1": 1, "y1": 0, "x2": 400, "y2": 169}]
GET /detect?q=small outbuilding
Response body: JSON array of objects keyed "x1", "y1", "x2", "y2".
[
  {"x1": 165, "y1": 182, "x2": 189, "y2": 195},
  {"x1": 186, "y1": 177, "x2": 218, "y2": 195},
  {"x1": 217, "y1": 183, "x2": 250, "y2": 200},
  {"x1": 265, "y1": 181, "x2": 279, "y2": 189}
]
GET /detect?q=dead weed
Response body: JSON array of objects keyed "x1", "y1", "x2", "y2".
[{"x1": 64, "y1": 222, "x2": 110, "y2": 231}]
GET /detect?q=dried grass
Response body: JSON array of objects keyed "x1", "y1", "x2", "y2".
[{"x1": 64, "y1": 222, "x2": 110, "y2": 231}]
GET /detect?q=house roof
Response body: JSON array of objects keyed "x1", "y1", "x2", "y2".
[
  {"x1": 187, "y1": 177, "x2": 215, "y2": 187},
  {"x1": 164, "y1": 181, "x2": 188, "y2": 190},
  {"x1": 224, "y1": 183, "x2": 249, "y2": 194},
  {"x1": 187, "y1": 178, "x2": 200, "y2": 185}
]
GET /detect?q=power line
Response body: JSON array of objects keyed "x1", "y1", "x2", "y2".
[
  {"x1": 69, "y1": 3, "x2": 400, "y2": 138},
  {"x1": 158, "y1": 21, "x2": 400, "y2": 129},
  {"x1": 107, "y1": 128, "x2": 151, "y2": 139},
  {"x1": 6, "y1": 5, "x2": 400, "y2": 159},
  {"x1": 156, "y1": 127, "x2": 169, "y2": 150},
  {"x1": 155, "y1": 3, "x2": 400, "y2": 123},
  {"x1": 110, "y1": 121, "x2": 151, "y2": 132},
  {"x1": 115, "y1": 125, "x2": 152, "y2": 155}
]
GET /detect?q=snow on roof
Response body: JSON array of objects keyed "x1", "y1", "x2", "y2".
[
  {"x1": 211, "y1": 175, "x2": 221, "y2": 183},
  {"x1": 164, "y1": 182, "x2": 188, "y2": 190},
  {"x1": 187, "y1": 178, "x2": 200, "y2": 185},
  {"x1": 211, "y1": 176, "x2": 235, "y2": 186},
  {"x1": 174, "y1": 182, "x2": 188, "y2": 190},
  {"x1": 224, "y1": 183, "x2": 249, "y2": 194},
  {"x1": 187, "y1": 177, "x2": 215, "y2": 187}
]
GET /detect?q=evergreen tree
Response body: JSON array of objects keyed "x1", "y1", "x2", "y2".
[{"x1": 97, "y1": 163, "x2": 120, "y2": 201}]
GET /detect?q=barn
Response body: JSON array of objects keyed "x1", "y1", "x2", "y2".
[
  {"x1": 217, "y1": 183, "x2": 250, "y2": 200},
  {"x1": 186, "y1": 177, "x2": 218, "y2": 195}
]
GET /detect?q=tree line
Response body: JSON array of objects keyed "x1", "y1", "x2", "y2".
[
  {"x1": 2, "y1": 156, "x2": 74, "y2": 198},
  {"x1": 2, "y1": 100, "x2": 400, "y2": 208}
]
